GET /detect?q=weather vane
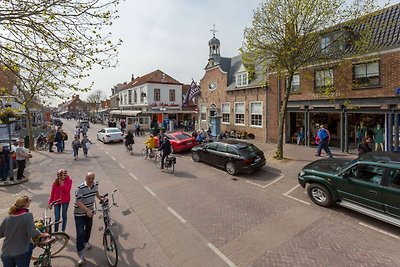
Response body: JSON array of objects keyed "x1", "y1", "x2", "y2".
[{"x1": 210, "y1": 24, "x2": 218, "y2": 37}]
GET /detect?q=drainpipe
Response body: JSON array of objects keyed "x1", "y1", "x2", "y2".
[
  {"x1": 265, "y1": 78, "x2": 269, "y2": 143},
  {"x1": 394, "y1": 110, "x2": 399, "y2": 151}
]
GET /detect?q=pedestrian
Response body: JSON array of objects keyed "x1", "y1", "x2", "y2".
[
  {"x1": 74, "y1": 172, "x2": 102, "y2": 265},
  {"x1": 61, "y1": 130, "x2": 68, "y2": 152},
  {"x1": 0, "y1": 144, "x2": 10, "y2": 181},
  {"x1": 74, "y1": 126, "x2": 81, "y2": 138},
  {"x1": 120, "y1": 119, "x2": 126, "y2": 133},
  {"x1": 15, "y1": 139, "x2": 32, "y2": 180},
  {"x1": 55, "y1": 129, "x2": 63, "y2": 152},
  {"x1": 373, "y1": 123, "x2": 385, "y2": 151},
  {"x1": 71, "y1": 136, "x2": 81, "y2": 160},
  {"x1": 296, "y1": 127, "x2": 305, "y2": 145},
  {"x1": 48, "y1": 169, "x2": 72, "y2": 232},
  {"x1": 0, "y1": 195, "x2": 50, "y2": 267},
  {"x1": 80, "y1": 135, "x2": 92, "y2": 157},
  {"x1": 315, "y1": 124, "x2": 333, "y2": 158},
  {"x1": 81, "y1": 125, "x2": 88, "y2": 138},
  {"x1": 47, "y1": 129, "x2": 55, "y2": 152},
  {"x1": 358, "y1": 137, "x2": 372, "y2": 156},
  {"x1": 135, "y1": 122, "x2": 141, "y2": 136},
  {"x1": 157, "y1": 128, "x2": 165, "y2": 147},
  {"x1": 158, "y1": 136, "x2": 171, "y2": 169}
]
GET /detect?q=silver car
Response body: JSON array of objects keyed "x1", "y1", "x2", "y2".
[{"x1": 97, "y1": 127, "x2": 124, "y2": 144}]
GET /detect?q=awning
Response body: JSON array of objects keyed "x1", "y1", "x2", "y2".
[{"x1": 109, "y1": 110, "x2": 142, "y2": 116}]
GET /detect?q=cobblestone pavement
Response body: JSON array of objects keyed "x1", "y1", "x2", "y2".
[{"x1": 0, "y1": 121, "x2": 399, "y2": 267}]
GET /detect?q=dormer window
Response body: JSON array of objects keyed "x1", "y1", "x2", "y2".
[{"x1": 236, "y1": 72, "x2": 248, "y2": 87}]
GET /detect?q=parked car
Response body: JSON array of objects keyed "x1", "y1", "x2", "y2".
[
  {"x1": 97, "y1": 127, "x2": 124, "y2": 144},
  {"x1": 79, "y1": 120, "x2": 90, "y2": 129},
  {"x1": 191, "y1": 139, "x2": 266, "y2": 175},
  {"x1": 298, "y1": 151, "x2": 400, "y2": 227},
  {"x1": 154, "y1": 131, "x2": 197, "y2": 153}
]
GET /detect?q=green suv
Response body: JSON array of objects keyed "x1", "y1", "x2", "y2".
[{"x1": 298, "y1": 152, "x2": 400, "y2": 227}]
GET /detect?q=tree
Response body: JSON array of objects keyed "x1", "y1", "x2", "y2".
[
  {"x1": 241, "y1": 0, "x2": 380, "y2": 159},
  {"x1": 86, "y1": 90, "x2": 106, "y2": 115}
]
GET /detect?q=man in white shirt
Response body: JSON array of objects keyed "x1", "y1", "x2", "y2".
[{"x1": 15, "y1": 139, "x2": 31, "y2": 180}]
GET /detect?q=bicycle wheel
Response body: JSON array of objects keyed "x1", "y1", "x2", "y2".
[
  {"x1": 103, "y1": 230, "x2": 118, "y2": 267},
  {"x1": 31, "y1": 232, "x2": 69, "y2": 260},
  {"x1": 142, "y1": 148, "x2": 148, "y2": 159},
  {"x1": 166, "y1": 162, "x2": 174, "y2": 174}
]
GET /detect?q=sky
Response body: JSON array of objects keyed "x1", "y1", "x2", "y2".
[{"x1": 79, "y1": 0, "x2": 400, "y2": 101}]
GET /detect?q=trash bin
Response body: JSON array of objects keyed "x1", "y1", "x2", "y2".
[{"x1": 24, "y1": 135, "x2": 32, "y2": 148}]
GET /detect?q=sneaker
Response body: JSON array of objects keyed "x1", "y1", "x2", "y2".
[
  {"x1": 85, "y1": 242, "x2": 92, "y2": 250},
  {"x1": 78, "y1": 255, "x2": 85, "y2": 265}
]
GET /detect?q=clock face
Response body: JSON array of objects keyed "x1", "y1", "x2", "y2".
[{"x1": 208, "y1": 82, "x2": 217, "y2": 91}]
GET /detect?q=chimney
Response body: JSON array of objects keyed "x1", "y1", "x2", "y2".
[{"x1": 131, "y1": 74, "x2": 135, "y2": 81}]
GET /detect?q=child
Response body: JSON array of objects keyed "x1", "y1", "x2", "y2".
[
  {"x1": 71, "y1": 136, "x2": 81, "y2": 160},
  {"x1": 81, "y1": 135, "x2": 92, "y2": 157}
]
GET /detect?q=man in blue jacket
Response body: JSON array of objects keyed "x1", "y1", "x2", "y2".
[
  {"x1": 315, "y1": 124, "x2": 333, "y2": 158},
  {"x1": 158, "y1": 136, "x2": 171, "y2": 169}
]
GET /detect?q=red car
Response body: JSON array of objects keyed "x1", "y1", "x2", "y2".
[{"x1": 154, "y1": 131, "x2": 197, "y2": 153}]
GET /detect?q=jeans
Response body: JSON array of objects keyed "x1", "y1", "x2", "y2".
[
  {"x1": 73, "y1": 148, "x2": 79, "y2": 157},
  {"x1": 56, "y1": 141, "x2": 63, "y2": 152},
  {"x1": 54, "y1": 202, "x2": 69, "y2": 232},
  {"x1": 1, "y1": 243, "x2": 33, "y2": 267},
  {"x1": 0, "y1": 164, "x2": 9, "y2": 180},
  {"x1": 75, "y1": 215, "x2": 93, "y2": 254},
  {"x1": 16, "y1": 160, "x2": 26, "y2": 179},
  {"x1": 316, "y1": 139, "x2": 333, "y2": 157}
]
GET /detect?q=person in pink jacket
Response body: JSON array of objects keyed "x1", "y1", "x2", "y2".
[{"x1": 48, "y1": 169, "x2": 72, "y2": 232}]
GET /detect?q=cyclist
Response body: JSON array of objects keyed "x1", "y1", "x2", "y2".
[
  {"x1": 158, "y1": 136, "x2": 171, "y2": 169},
  {"x1": 144, "y1": 134, "x2": 156, "y2": 156},
  {"x1": 124, "y1": 131, "x2": 135, "y2": 151}
]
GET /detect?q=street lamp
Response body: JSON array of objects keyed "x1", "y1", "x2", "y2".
[{"x1": 4, "y1": 102, "x2": 15, "y2": 180}]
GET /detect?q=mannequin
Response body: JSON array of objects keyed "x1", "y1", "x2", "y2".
[{"x1": 373, "y1": 123, "x2": 384, "y2": 151}]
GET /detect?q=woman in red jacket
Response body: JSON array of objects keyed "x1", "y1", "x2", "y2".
[{"x1": 48, "y1": 169, "x2": 72, "y2": 232}]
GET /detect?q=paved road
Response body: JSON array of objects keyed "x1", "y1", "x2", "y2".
[{"x1": 0, "y1": 120, "x2": 399, "y2": 267}]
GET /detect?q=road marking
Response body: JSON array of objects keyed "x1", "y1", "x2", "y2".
[
  {"x1": 129, "y1": 172, "x2": 138, "y2": 180},
  {"x1": 246, "y1": 173, "x2": 284, "y2": 188},
  {"x1": 167, "y1": 207, "x2": 186, "y2": 224},
  {"x1": 207, "y1": 243, "x2": 236, "y2": 267},
  {"x1": 119, "y1": 163, "x2": 125, "y2": 169},
  {"x1": 105, "y1": 151, "x2": 109, "y2": 155},
  {"x1": 111, "y1": 156, "x2": 116, "y2": 161},
  {"x1": 144, "y1": 186, "x2": 156, "y2": 196},
  {"x1": 283, "y1": 184, "x2": 311, "y2": 205},
  {"x1": 359, "y1": 222, "x2": 400, "y2": 239}
]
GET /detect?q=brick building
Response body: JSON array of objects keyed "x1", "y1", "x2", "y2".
[
  {"x1": 58, "y1": 95, "x2": 88, "y2": 118},
  {"x1": 199, "y1": 32, "x2": 267, "y2": 141},
  {"x1": 267, "y1": 3, "x2": 400, "y2": 152}
]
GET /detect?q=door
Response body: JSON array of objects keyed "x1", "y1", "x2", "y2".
[
  {"x1": 335, "y1": 163, "x2": 385, "y2": 211},
  {"x1": 382, "y1": 168, "x2": 400, "y2": 218},
  {"x1": 202, "y1": 142, "x2": 219, "y2": 164}
]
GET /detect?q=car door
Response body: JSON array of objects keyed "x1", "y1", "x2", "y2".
[
  {"x1": 98, "y1": 129, "x2": 105, "y2": 139},
  {"x1": 382, "y1": 168, "x2": 400, "y2": 218},
  {"x1": 335, "y1": 163, "x2": 385, "y2": 212},
  {"x1": 202, "y1": 143, "x2": 219, "y2": 164}
]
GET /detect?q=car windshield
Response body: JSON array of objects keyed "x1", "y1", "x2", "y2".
[
  {"x1": 107, "y1": 129, "x2": 121, "y2": 133},
  {"x1": 172, "y1": 133, "x2": 191, "y2": 140},
  {"x1": 238, "y1": 144, "x2": 261, "y2": 157}
]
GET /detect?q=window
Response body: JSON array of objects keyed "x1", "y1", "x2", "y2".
[
  {"x1": 388, "y1": 169, "x2": 400, "y2": 189},
  {"x1": 347, "y1": 164, "x2": 385, "y2": 185},
  {"x1": 221, "y1": 103, "x2": 230, "y2": 124},
  {"x1": 128, "y1": 90, "x2": 132, "y2": 104},
  {"x1": 234, "y1": 102, "x2": 245, "y2": 125},
  {"x1": 134, "y1": 90, "x2": 137, "y2": 103},
  {"x1": 353, "y1": 61, "x2": 380, "y2": 87},
  {"x1": 236, "y1": 72, "x2": 248, "y2": 87},
  {"x1": 321, "y1": 36, "x2": 331, "y2": 53},
  {"x1": 315, "y1": 69, "x2": 334, "y2": 91},
  {"x1": 154, "y1": 89, "x2": 160, "y2": 101},
  {"x1": 200, "y1": 105, "x2": 206, "y2": 121},
  {"x1": 169, "y1": 89, "x2": 175, "y2": 102},
  {"x1": 140, "y1": 89, "x2": 144, "y2": 102},
  {"x1": 250, "y1": 102, "x2": 262, "y2": 127},
  {"x1": 285, "y1": 74, "x2": 300, "y2": 93}
]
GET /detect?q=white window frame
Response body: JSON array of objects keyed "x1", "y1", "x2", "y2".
[
  {"x1": 200, "y1": 105, "x2": 206, "y2": 121},
  {"x1": 249, "y1": 101, "x2": 262, "y2": 127},
  {"x1": 236, "y1": 72, "x2": 248, "y2": 87},
  {"x1": 234, "y1": 102, "x2": 245, "y2": 125},
  {"x1": 221, "y1": 103, "x2": 230, "y2": 124}
]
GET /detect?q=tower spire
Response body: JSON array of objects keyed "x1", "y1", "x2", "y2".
[{"x1": 210, "y1": 24, "x2": 218, "y2": 37}]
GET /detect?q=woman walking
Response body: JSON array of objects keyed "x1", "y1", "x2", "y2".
[
  {"x1": 0, "y1": 196, "x2": 49, "y2": 267},
  {"x1": 72, "y1": 136, "x2": 81, "y2": 160},
  {"x1": 81, "y1": 135, "x2": 92, "y2": 157},
  {"x1": 48, "y1": 169, "x2": 73, "y2": 232}
]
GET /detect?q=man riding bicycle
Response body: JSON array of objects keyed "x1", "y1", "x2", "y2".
[
  {"x1": 124, "y1": 131, "x2": 135, "y2": 151},
  {"x1": 158, "y1": 136, "x2": 171, "y2": 169},
  {"x1": 144, "y1": 134, "x2": 156, "y2": 155}
]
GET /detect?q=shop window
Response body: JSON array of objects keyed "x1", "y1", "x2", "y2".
[{"x1": 353, "y1": 61, "x2": 380, "y2": 87}]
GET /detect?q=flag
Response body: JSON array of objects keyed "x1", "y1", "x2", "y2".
[{"x1": 183, "y1": 80, "x2": 201, "y2": 106}]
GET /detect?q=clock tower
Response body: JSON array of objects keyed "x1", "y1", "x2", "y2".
[{"x1": 206, "y1": 25, "x2": 221, "y2": 68}]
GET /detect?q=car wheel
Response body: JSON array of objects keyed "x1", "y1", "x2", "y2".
[
  {"x1": 192, "y1": 152, "x2": 200, "y2": 162},
  {"x1": 307, "y1": 183, "x2": 333, "y2": 207},
  {"x1": 225, "y1": 161, "x2": 237, "y2": 175}
]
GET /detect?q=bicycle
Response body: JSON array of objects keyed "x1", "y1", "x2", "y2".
[
  {"x1": 156, "y1": 151, "x2": 176, "y2": 174},
  {"x1": 31, "y1": 200, "x2": 70, "y2": 266},
  {"x1": 142, "y1": 147, "x2": 156, "y2": 162},
  {"x1": 94, "y1": 190, "x2": 119, "y2": 267},
  {"x1": 126, "y1": 143, "x2": 133, "y2": 155}
]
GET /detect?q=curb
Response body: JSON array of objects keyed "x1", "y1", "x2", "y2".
[{"x1": 0, "y1": 177, "x2": 29, "y2": 187}]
